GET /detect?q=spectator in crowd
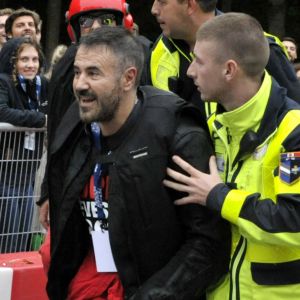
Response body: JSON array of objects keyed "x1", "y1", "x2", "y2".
[
  {"x1": 44, "y1": 44, "x2": 68, "y2": 79},
  {"x1": 163, "y1": 12, "x2": 300, "y2": 300},
  {"x1": 5, "y1": 8, "x2": 40, "y2": 41},
  {"x1": 37, "y1": 0, "x2": 135, "y2": 230},
  {"x1": 46, "y1": 26, "x2": 230, "y2": 300},
  {"x1": 0, "y1": 37, "x2": 47, "y2": 253},
  {"x1": 0, "y1": 8, "x2": 14, "y2": 51},
  {"x1": 282, "y1": 36, "x2": 298, "y2": 63},
  {"x1": 147, "y1": 0, "x2": 300, "y2": 119}
]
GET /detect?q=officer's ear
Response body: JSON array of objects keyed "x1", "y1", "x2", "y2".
[
  {"x1": 187, "y1": 0, "x2": 199, "y2": 15},
  {"x1": 122, "y1": 66, "x2": 137, "y2": 91},
  {"x1": 223, "y1": 59, "x2": 238, "y2": 81}
]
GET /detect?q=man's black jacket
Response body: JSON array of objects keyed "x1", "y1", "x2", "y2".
[{"x1": 46, "y1": 86, "x2": 230, "y2": 300}]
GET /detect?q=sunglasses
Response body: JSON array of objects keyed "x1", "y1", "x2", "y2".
[{"x1": 79, "y1": 14, "x2": 116, "y2": 28}]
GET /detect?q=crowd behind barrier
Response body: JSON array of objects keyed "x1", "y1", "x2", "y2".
[{"x1": 0, "y1": 122, "x2": 46, "y2": 254}]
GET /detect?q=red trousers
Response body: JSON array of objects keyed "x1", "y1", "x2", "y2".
[{"x1": 39, "y1": 230, "x2": 124, "y2": 300}]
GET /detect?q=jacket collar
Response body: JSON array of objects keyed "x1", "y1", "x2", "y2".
[
  {"x1": 214, "y1": 75, "x2": 288, "y2": 166},
  {"x1": 50, "y1": 101, "x2": 82, "y2": 155}
]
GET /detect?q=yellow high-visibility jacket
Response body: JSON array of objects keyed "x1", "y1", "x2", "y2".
[{"x1": 207, "y1": 72, "x2": 300, "y2": 300}]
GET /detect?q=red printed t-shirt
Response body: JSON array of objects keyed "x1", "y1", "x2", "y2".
[{"x1": 68, "y1": 171, "x2": 124, "y2": 300}]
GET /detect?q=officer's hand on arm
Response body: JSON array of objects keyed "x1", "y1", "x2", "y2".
[
  {"x1": 163, "y1": 155, "x2": 222, "y2": 206},
  {"x1": 39, "y1": 199, "x2": 50, "y2": 229}
]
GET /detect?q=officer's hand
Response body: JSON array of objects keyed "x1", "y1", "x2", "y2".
[
  {"x1": 39, "y1": 199, "x2": 50, "y2": 229},
  {"x1": 163, "y1": 155, "x2": 222, "y2": 206}
]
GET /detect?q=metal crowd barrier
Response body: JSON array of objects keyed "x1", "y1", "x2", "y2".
[{"x1": 0, "y1": 123, "x2": 47, "y2": 253}]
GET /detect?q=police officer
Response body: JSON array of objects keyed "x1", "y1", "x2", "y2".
[
  {"x1": 147, "y1": 0, "x2": 300, "y2": 118},
  {"x1": 163, "y1": 12, "x2": 300, "y2": 300}
]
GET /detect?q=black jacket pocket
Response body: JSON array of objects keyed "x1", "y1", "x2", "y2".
[{"x1": 251, "y1": 259, "x2": 300, "y2": 285}]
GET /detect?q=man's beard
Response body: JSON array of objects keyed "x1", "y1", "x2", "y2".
[{"x1": 77, "y1": 84, "x2": 122, "y2": 124}]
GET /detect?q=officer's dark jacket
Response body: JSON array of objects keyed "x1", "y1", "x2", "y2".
[{"x1": 46, "y1": 86, "x2": 231, "y2": 300}]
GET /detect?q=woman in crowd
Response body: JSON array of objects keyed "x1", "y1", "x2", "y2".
[{"x1": 0, "y1": 37, "x2": 47, "y2": 253}]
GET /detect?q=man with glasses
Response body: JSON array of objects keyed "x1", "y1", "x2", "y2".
[{"x1": 79, "y1": 13, "x2": 117, "y2": 33}]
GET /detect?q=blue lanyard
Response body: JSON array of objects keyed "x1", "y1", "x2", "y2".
[
  {"x1": 18, "y1": 75, "x2": 41, "y2": 111},
  {"x1": 91, "y1": 122, "x2": 106, "y2": 220}
]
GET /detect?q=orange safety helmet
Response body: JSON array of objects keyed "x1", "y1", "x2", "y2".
[{"x1": 66, "y1": 0, "x2": 133, "y2": 42}]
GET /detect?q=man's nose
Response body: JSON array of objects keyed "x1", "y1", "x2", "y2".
[
  {"x1": 74, "y1": 74, "x2": 89, "y2": 92},
  {"x1": 24, "y1": 23, "x2": 31, "y2": 30},
  {"x1": 151, "y1": 0, "x2": 159, "y2": 16},
  {"x1": 91, "y1": 19, "x2": 101, "y2": 31},
  {"x1": 187, "y1": 62, "x2": 193, "y2": 78}
]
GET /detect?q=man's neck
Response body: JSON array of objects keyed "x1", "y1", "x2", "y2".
[
  {"x1": 221, "y1": 76, "x2": 263, "y2": 112},
  {"x1": 187, "y1": 10, "x2": 215, "y2": 51},
  {"x1": 99, "y1": 90, "x2": 137, "y2": 137}
]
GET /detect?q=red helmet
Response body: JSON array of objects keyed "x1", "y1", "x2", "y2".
[{"x1": 66, "y1": 0, "x2": 133, "y2": 42}]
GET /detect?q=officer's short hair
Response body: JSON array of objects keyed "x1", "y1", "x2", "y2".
[
  {"x1": 5, "y1": 8, "x2": 40, "y2": 36},
  {"x1": 177, "y1": 0, "x2": 217, "y2": 12},
  {"x1": 79, "y1": 26, "x2": 144, "y2": 86},
  {"x1": 196, "y1": 12, "x2": 269, "y2": 77}
]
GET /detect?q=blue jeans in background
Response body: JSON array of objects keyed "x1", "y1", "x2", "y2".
[{"x1": 0, "y1": 182, "x2": 34, "y2": 253}]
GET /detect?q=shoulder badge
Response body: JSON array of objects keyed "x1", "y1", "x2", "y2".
[{"x1": 280, "y1": 151, "x2": 300, "y2": 185}]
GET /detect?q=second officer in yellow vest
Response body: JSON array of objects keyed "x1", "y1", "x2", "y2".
[{"x1": 148, "y1": 0, "x2": 300, "y2": 120}]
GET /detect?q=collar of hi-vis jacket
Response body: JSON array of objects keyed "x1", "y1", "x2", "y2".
[
  {"x1": 213, "y1": 71, "x2": 287, "y2": 167},
  {"x1": 215, "y1": 71, "x2": 272, "y2": 136}
]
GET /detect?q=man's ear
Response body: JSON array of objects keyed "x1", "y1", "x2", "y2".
[
  {"x1": 122, "y1": 67, "x2": 137, "y2": 91},
  {"x1": 187, "y1": 0, "x2": 199, "y2": 15},
  {"x1": 223, "y1": 59, "x2": 238, "y2": 81}
]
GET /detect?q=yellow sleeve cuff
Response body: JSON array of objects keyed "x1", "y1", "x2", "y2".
[{"x1": 221, "y1": 189, "x2": 250, "y2": 224}]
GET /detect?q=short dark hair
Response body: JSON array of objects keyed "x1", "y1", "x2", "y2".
[
  {"x1": 196, "y1": 13, "x2": 269, "y2": 77},
  {"x1": 177, "y1": 0, "x2": 217, "y2": 12},
  {"x1": 197, "y1": 0, "x2": 218, "y2": 12},
  {"x1": 79, "y1": 26, "x2": 144, "y2": 86},
  {"x1": 5, "y1": 8, "x2": 40, "y2": 36}
]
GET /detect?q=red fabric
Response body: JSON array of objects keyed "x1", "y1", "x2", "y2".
[
  {"x1": 39, "y1": 229, "x2": 51, "y2": 274},
  {"x1": 39, "y1": 229, "x2": 124, "y2": 300}
]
